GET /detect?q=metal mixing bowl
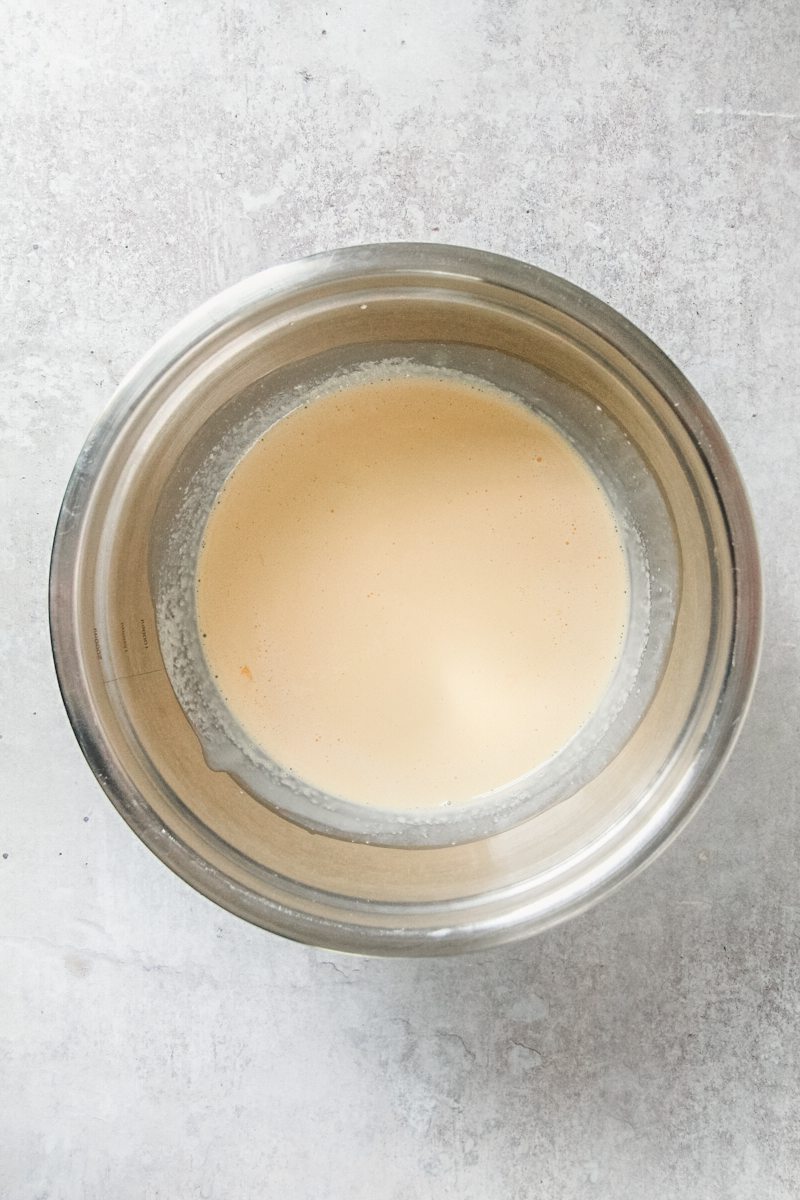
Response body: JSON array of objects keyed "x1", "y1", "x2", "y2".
[{"x1": 50, "y1": 244, "x2": 761, "y2": 954}]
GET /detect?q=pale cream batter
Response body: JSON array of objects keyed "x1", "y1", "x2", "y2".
[{"x1": 196, "y1": 372, "x2": 628, "y2": 809}]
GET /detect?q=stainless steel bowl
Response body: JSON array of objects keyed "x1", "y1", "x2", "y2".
[{"x1": 50, "y1": 244, "x2": 762, "y2": 954}]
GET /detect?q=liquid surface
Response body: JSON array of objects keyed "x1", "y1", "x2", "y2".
[{"x1": 197, "y1": 372, "x2": 628, "y2": 809}]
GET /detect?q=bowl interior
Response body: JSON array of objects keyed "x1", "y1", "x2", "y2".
[{"x1": 150, "y1": 339, "x2": 679, "y2": 847}]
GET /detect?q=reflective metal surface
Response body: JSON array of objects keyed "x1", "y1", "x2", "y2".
[{"x1": 50, "y1": 244, "x2": 762, "y2": 954}]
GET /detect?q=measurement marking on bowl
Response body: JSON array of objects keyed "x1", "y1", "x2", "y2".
[
  {"x1": 96, "y1": 609, "x2": 161, "y2": 685},
  {"x1": 105, "y1": 667, "x2": 166, "y2": 685}
]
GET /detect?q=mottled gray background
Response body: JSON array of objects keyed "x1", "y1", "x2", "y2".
[{"x1": 2, "y1": 1, "x2": 799, "y2": 1196}]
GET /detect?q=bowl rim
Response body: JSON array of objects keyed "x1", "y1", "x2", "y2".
[{"x1": 49, "y1": 242, "x2": 763, "y2": 954}]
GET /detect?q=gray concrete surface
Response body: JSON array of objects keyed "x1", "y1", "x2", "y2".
[{"x1": 2, "y1": 1, "x2": 799, "y2": 1196}]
